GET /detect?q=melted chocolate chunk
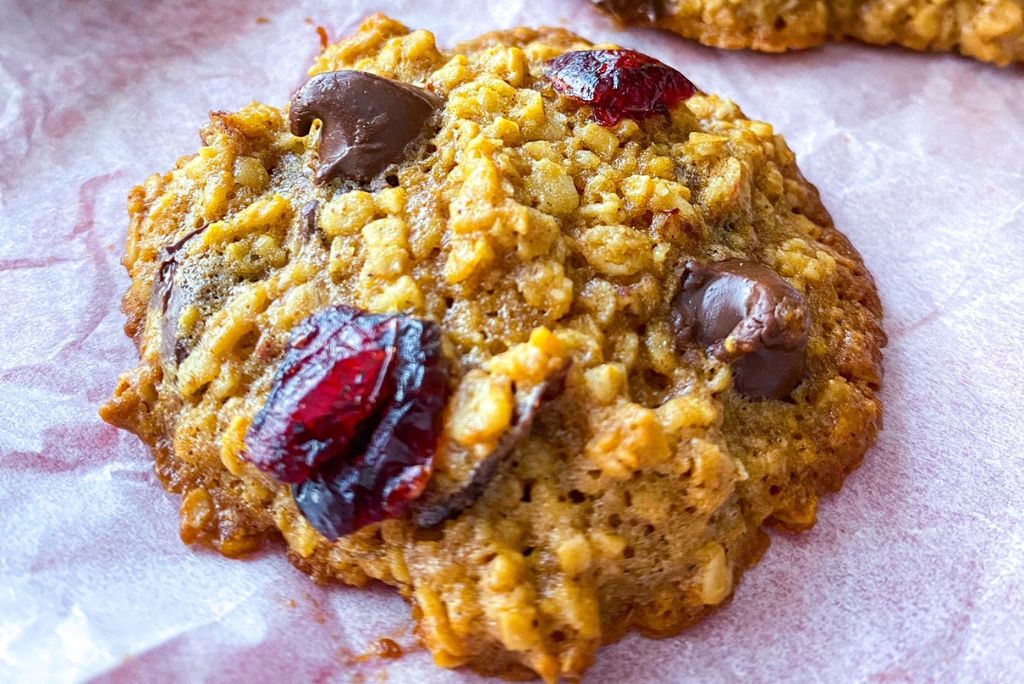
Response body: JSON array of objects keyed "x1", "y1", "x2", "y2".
[
  {"x1": 412, "y1": 365, "x2": 569, "y2": 527},
  {"x1": 150, "y1": 225, "x2": 207, "y2": 367},
  {"x1": 300, "y1": 200, "x2": 319, "y2": 238},
  {"x1": 152, "y1": 226, "x2": 206, "y2": 311},
  {"x1": 672, "y1": 260, "x2": 810, "y2": 399},
  {"x1": 288, "y1": 70, "x2": 443, "y2": 184},
  {"x1": 593, "y1": 0, "x2": 666, "y2": 23}
]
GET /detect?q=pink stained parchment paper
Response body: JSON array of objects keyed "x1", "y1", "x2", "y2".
[{"x1": 1, "y1": 0, "x2": 1023, "y2": 682}]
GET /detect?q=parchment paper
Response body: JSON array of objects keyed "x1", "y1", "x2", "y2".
[{"x1": 1, "y1": 0, "x2": 1022, "y2": 681}]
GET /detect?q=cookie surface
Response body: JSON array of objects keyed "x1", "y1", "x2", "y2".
[
  {"x1": 101, "y1": 14, "x2": 885, "y2": 682},
  {"x1": 593, "y1": 0, "x2": 1024, "y2": 65}
]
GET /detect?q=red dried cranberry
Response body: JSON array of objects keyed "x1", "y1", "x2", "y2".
[
  {"x1": 244, "y1": 305, "x2": 448, "y2": 539},
  {"x1": 546, "y1": 49, "x2": 697, "y2": 126}
]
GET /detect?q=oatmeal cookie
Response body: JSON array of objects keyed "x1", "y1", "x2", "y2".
[
  {"x1": 101, "y1": 14, "x2": 885, "y2": 681},
  {"x1": 593, "y1": 0, "x2": 1024, "y2": 65}
]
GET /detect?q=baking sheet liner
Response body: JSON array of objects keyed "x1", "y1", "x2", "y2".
[{"x1": 1, "y1": 0, "x2": 1022, "y2": 681}]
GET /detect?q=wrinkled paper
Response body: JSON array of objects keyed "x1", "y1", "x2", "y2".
[{"x1": 1, "y1": 0, "x2": 1023, "y2": 681}]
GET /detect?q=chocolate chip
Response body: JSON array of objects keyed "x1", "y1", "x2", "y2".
[
  {"x1": 300, "y1": 200, "x2": 319, "y2": 238},
  {"x1": 152, "y1": 226, "x2": 206, "y2": 312},
  {"x1": 150, "y1": 226, "x2": 207, "y2": 367},
  {"x1": 163, "y1": 284, "x2": 193, "y2": 366},
  {"x1": 288, "y1": 70, "x2": 443, "y2": 185},
  {"x1": 671, "y1": 260, "x2": 810, "y2": 399},
  {"x1": 593, "y1": 0, "x2": 666, "y2": 23},
  {"x1": 412, "y1": 365, "x2": 570, "y2": 527}
]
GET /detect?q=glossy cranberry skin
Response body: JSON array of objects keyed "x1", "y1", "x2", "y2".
[
  {"x1": 244, "y1": 305, "x2": 448, "y2": 539},
  {"x1": 546, "y1": 49, "x2": 697, "y2": 126}
]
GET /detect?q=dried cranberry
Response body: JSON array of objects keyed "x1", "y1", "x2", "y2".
[
  {"x1": 546, "y1": 49, "x2": 697, "y2": 126},
  {"x1": 244, "y1": 305, "x2": 448, "y2": 539}
]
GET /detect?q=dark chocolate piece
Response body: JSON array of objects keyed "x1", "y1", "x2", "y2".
[
  {"x1": 300, "y1": 200, "x2": 319, "y2": 238},
  {"x1": 150, "y1": 225, "x2": 207, "y2": 367},
  {"x1": 672, "y1": 260, "x2": 810, "y2": 399},
  {"x1": 288, "y1": 70, "x2": 443, "y2": 184},
  {"x1": 413, "y1": 366, "x2": 569, "y2": 527},
  {"x1": 593, "y1": 0, "x2": 667, "y2": 23}
]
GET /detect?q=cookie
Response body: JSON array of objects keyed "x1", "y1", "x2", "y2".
[
  {"x1": 593, "y1": 0, "x2": 1024, "y2": 66},
  {"x1": 101, "y1": 14, "x2": 885, "y2": 681}
]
